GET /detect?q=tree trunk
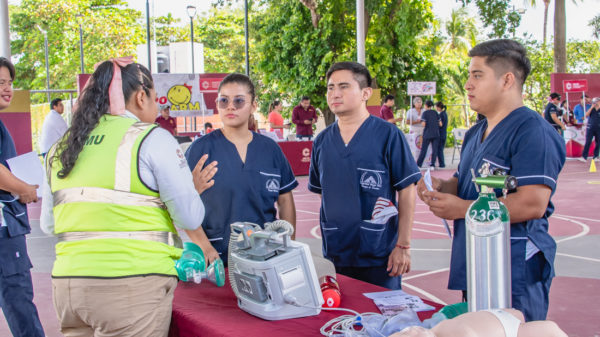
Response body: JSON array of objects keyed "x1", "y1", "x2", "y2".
[
  {"x1": 543, "y1": 0, "x2": 549, "y2": 45},
  {"x1": 299, "y1": 0, "x2": 320, "y2": 28},
  {"x1": 553, "y1": 0, "x2": 567, "y2": 73},
  {"x1": 323, "y1": 107, "x2": 336, "y2": 126}
]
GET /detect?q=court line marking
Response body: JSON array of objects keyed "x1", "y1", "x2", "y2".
[
  {"x1": 297, "y1": 218, "x2": 319, "y2": 222},
  {"x1": 554, "y1": 213, "x2": 600, "y2": 223},
  {"x1": 553, "y1": 215, "x2": 590, "y2": 243},
  {"x1": 403, "y1": 268, "x2": 450, "y2": 281},
  {"x1": 297, "y1": 209, "x2": 319, "y2": 215},
  {"x1": 310, "y1": 225, "x2": 322, "y2": 239},
  {"x1": 413, "y1": 228, "x2": 449, "y2": 236},
  {"x1": 414, "y1": 220, "x2": 451, "y2": 229},
  {"x1": 401, "y1": 282, "x2": 448, "y2": 306},
  {"x1": 411, "y1": 248, "x2": 452, "y2": 252},
  {"x1": 556, "y1": 253, "x2": 600, "y2": 263}
]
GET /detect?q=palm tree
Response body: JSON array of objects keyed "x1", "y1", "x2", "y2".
[
  {"x1": 527, "y1": 0, "x2": 552, "y2": 45},
  {"x1": 443, "y1": 7, "x2": 478, "y2": 54},
  {"x1": 554, "y1": 0, "x2": 567, "y2": 72}
]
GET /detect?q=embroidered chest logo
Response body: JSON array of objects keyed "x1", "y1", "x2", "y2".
[
  {"x1": 359, "y1": 170, "x2": 383, "y2": 190},
  {"x1": 266, "y1": 178, "x2": 280, "y2": 193}
]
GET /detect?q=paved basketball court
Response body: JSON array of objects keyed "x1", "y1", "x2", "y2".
[{"x1": 1, "y1": 157, "x2": 598, "y2": 336}]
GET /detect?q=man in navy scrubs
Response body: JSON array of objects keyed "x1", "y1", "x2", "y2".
[
  {"x1": 417, "y1": 40, "x2": 566, "y2": 321},
  {"x1": 0, "y1": 57, "x2": 45, "y2": 336},
  {"x1": 308, "y1": 62, "x2": 420, "y2": 289}
]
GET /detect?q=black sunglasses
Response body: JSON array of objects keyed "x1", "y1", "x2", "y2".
[{"x1": 216, "y1": 97, "x2": 248, "y2": 109}]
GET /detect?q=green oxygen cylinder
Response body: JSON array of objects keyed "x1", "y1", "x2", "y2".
[{"x1": 465, "y1": 163, "x2": 517, "y2": 313}]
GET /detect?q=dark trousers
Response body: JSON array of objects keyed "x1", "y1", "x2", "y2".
[
  {"x1": 0, "y1": 235, "x2": 45, "y2": 337},
  {"x1": 582, "y1": 127, "x2": 600, "y2": 159},
  {"x1": 416, "y1": 137, "x2": 439, "y2": 167},
  {"x1": 437, "y1": 135, "x2": 446, "y2": 167},
  {"x1": 296, "y1": 134, "x2": 313, "y2": 141},
  {"x1": 335, "y1": 265, "x2": 402, "y2": 290}
]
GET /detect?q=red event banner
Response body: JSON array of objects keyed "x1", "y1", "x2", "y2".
[
  {"x1": 563, "y1": 79, "x2": 588, "y2": 93},
  {"x1": 199, "y1": 78, "x2": 222, "y2": 92}
]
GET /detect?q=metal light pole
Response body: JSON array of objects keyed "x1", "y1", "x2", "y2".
[
  {"x1": 0, "y1": 0, "x2": 10, "y2": 58},
  {"x1": 37, "y1": 26, "x2": 51, "y2": 103},
  {"x1": 356, "y1": 0, "x2": 365, "y2": 65},
  {"x1": 76, "y1": 14, "x2": 84, "y2": 74},
  {"x1": 146, "y1": 0, "x2": 152, "y2": 72},
  {"x1": 187, "y1": 5, "x2": 197, "y2": 74},
  {"x1": 244, "y1": 0, "x2": 249, "y2": 76}
]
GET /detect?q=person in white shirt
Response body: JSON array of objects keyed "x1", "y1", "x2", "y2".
[
  {"x1": 406, "y1": 96, "x2": 424, "y2": 134},
  {"x1": 39, "y1": 98, "x2": 68, "y2": 155}
]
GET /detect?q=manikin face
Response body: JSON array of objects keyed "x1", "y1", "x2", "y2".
[
  {"x1": 326, "y1": 69, "x2": 370, "y2": 117},
  {"x1": 0, "y1": 67, "x2": 13, "y2": 110},
  {"x1": 464, "y1": 56, "x2": 506, "y2": 116},
  {"x1": 217, "y1": 82, "x2": 256, "y2": 129}
]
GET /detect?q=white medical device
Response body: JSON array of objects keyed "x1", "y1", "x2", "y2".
[{"x1": 228, "y1": 221, "x2": 324, "y2": 320}]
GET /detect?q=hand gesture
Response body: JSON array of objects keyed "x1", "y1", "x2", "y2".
[{"x1": 192, "y1": 154, "x2": 218, "y2": 195}]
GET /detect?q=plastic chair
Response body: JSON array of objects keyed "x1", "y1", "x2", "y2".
[{"x1": 452, "y1": 128, "x2": 467, "y2": 163}]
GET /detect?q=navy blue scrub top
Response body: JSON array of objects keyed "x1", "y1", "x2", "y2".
[
  {"x1": 308, "y1": 115, "x2": 421, "y2": 267},
  {"x1": 543, "y1": 102, "x2": 560, "y2": 127},
  {"x1": 185, "y1": 130, "x2": 298, "y2": 263},
  {"x1": 439, "y1": 110, "x2": 448, "y2": 136},
  {"x1": 588, "y1": 108, "x2": 600, "y2": 129},
  {"x1": 0, "y1": 120, "x2": 31, "y2": 238},
  {"x1": 449, "y1": 106, "x2": 566, "y2": 291},
  {"x1": 422, "y1": 109, "x2": 440, "y2": 139}
]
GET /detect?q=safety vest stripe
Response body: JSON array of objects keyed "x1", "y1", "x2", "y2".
[
  {"x1": 53, "y1": 186, "x2": 166, "y2": 209},
  {"x1": 114, "y1": 122, "x2": 154, "y2": 192},
  {"x1": 57, "y1": 231, "x2": 182, "y2": 248}
]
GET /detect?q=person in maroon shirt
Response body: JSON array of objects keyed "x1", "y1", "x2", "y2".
[
  {"x1": 380, "y1": 94, "x2": 402, "y2": 124},
  {"x1": 292, "y1": 96, "x2": 318, "y2": 140},
  {"x1": 155, "y1": 105, "x2": 177, "y2": 136}
]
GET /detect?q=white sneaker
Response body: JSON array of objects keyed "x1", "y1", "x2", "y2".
[
  {"x1": 578, "y1": 157, "x2": 587, "y2": 163},
  {"x1": 594, "y1": 157, "x2": 599, "y2": 162}
]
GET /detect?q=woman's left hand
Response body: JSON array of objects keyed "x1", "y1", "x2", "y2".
[{"x1": 192, "y1": 154, "x2": 218, "y2": 195}]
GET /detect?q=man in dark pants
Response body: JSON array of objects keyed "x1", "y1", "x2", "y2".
[
  {"x1": 416, "y1": 100, "x2": 441, "y2": 168},
  {"x1": 416, "y1": 40, "x2": 565, "y2": 322},
  {"x1": 581, "y1": 97, "x2": 600, "y2": 162},
  {"x1": 435, "y1": 102, "x2": 448, "y2": 168},
  {"x1": 0, "y1": 57, "x2": 45, "y2": 337}
]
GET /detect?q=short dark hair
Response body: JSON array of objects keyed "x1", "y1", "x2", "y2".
[
  {"x1": 51, "y1": 98, "x2": 63, "y2": 109},
  {"x1": 549, "y1": 92, "x2": 561, "y2": 100},
  {"x1": 424, "y1": 100, "x2": 434, "y2": 108},
  {"x1": 384, "y1": 94, "x2": 394, "y2": 103},
  {"x1": 218, "y1": 73, "x2": 256, "y2": 101},
  {"x1": 468, "y1": 39, "x2": 531, "y2": 87},
  {"x1": 301, "y1": 96, "x2": 310, "y2": 101},
  {"x1": 0, "y1": 57, "x2": 15, "y2": 80},
  {"x1": 435, "y1": 101, "x2": 445, "y2": 110},
  {"x1": 204, "y1": 122, "x2": 213, "y2": 128},
  {"x1": 326, "y1": 61, "x2": 372, "y2": 89}
]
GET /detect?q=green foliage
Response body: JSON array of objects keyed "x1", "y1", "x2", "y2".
[
  {"x1": 252, "y1": 0, "x2": 440, "y2": 119},
  {"x1": 591, "y1": 14, "x2": 600, "y2": 39},
  {"x1": 196, "y1": 7, "x2": 248, "y2": 73},
  {"x1": 9, "y1": 0, "x2": 145, "y2": 103},
  {"x1": 153, "y1": 14, "x2": 188, "y2": 46},
  {"x1": 459, "y1": 0, "x2": 522, "y2": 38}
]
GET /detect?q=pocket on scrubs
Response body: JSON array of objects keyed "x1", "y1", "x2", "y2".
[
  {"x1": 358, "y1": 221, "x2": 389, "y2": 259},
  {"x1": 481, "y1": 154, "x2": 512, "y2": 175},
  {"x1": 510, "y1": 238, "x2": 527, "y2": 296},
  {"x1": 320, "y1": 223, "x2": 342, "y2": 258},
  {"x1": 357, "y1": 165, "x2": 390, "y2": 220}
]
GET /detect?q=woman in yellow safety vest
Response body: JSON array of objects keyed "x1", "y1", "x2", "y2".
[{"x1": 41, "y1": 58, "x2": 210, "y2": 336}]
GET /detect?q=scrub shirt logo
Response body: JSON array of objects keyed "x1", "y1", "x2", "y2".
[
  {"x1": 359, "y1": 169, "x2": 383, "y2": 190},
  {"x1": 266, "y1": 178, "x2": 280, "y2": 193}
]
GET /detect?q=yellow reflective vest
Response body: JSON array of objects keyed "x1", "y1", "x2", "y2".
[{"x1": 48, "y1": 115, "x2": 182, "y2": 278}]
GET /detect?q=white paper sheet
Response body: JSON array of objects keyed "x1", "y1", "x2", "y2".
[
  {"x1": 6, "y1": 151, "x2": 44, "y2": 198},
  {"x1": 424, "y1": 168, "x2": 452, "y2": 238}
]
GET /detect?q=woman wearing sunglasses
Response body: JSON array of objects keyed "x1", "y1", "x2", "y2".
[{"x1": 185, "y1": 73, "x2": 298, "y2": 265}]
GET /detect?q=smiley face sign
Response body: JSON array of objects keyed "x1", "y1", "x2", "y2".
[{"x1": 167, "y1": 85, "x2": 192, "y2": 105}]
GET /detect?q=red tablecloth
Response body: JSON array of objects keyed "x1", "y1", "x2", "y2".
[
  {"x1": 169, "y1": 274, "x2": 443, "y2": 337},
  {"x1": 278, "y1": 141, "x2": 313, "y2": 176}
]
